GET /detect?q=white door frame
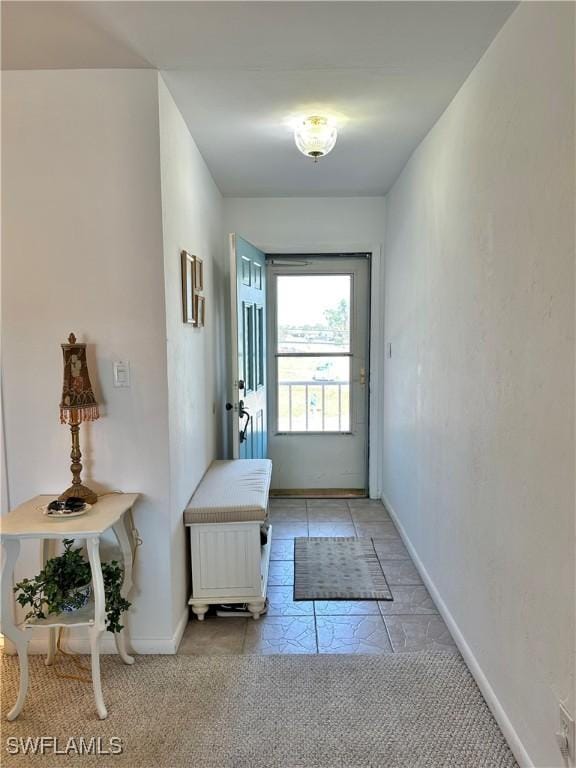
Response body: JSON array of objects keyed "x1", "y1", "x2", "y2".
[{"x1": 258, "y1": 240, "x2": 384, "y2": 499}]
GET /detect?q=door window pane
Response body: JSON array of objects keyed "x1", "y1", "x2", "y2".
[
  {"x1": 253, "y1": 263, "x2": 262, "y2": 289},
  {"x1": 256, "y1": 306, "x2": 265, "y2": 388},
  {"x1": 277, "y1": 275, "x2": 351, "y2": 353},
  {"x1": 241, "y1": 257, "x2": 251, "y2": 286},
  {"x1": 277, "y1": 356, "x2": 350, "y2": 432},
  {"x1": 243, "y1": 302, "x2": 254, "y2": 391}
]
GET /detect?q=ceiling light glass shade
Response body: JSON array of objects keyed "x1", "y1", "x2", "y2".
[{"x1": 294, "y1": 116, "x2": 337, "y2": 160}]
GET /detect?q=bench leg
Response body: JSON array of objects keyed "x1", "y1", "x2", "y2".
[
  {"x1": 247, "y1": 600, "x2": 266, "y2": 620},
  {"x1": 191, "y1": 604, "x2": 209, "y2": 621}
]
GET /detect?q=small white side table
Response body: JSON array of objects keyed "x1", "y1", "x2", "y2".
[{"x1": 0, "y1": 492, "x2": 139, "y2": 720}]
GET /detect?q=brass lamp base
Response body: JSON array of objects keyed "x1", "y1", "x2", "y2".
[
  {"x1": 59, "y1": 483, "x2": 98, "y2": 505},
  {"x1": 60, "y1": 418, "x2": 98, "y2": 505}
]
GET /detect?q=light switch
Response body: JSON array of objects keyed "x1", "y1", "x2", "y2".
[{"x1": 113, "y1": 361, "x2": 130, "y2": 388}]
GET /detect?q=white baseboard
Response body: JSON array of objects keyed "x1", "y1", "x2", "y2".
[
  {"x1": 169, "y1": 605, "x2": 190, "y2": 653},
  {"x1": 381, "y1": 492, "x2": 534, "y2": 768},
  {"x1": 14, "y1": 606, "x2": 190, "y2": 656}
]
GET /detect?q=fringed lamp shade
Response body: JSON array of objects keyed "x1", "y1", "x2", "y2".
[
  {"x1": 58, "y1": 333, "x2": 99, "y2": 504},
  {"x1": 60, "y1": 334, "x2": 100, "y2": 425}
]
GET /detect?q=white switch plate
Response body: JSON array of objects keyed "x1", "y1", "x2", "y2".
[{"x1": 113, "y1": 361, "x2": 130, "y2": 388}]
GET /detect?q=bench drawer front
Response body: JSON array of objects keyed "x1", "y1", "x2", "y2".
[{"x1": 190, "y1": 523, "x2": 262, "y2": 598}]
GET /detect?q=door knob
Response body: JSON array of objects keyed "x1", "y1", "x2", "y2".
[{"x1": 225, "y1": 402, "x2": 234, "y2": 411}]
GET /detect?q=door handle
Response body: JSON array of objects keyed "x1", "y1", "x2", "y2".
[{"x1": 239, "y1": 402, "x2": 251, "y2": 443}]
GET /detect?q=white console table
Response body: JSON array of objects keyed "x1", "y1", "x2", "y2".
[{"x1": 0, "y1": 492, "x2": 139, "y2": 720}]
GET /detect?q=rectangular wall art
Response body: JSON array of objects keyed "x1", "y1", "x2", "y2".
[{"x1": 181, "y1": 250, "x2": 206, "y2": 328}]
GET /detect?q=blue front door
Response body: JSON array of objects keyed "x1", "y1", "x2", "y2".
[{"x1": 229, "y1": 234, "x2": 268, "y2": 459}]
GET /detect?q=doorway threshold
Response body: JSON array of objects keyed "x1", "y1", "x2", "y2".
[{"x1": 270, "y1": 489, "x2": 366, "y2": 499}]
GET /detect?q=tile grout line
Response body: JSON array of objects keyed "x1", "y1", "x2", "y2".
[
  {"x1": 306, "y1": 503, "x2": 320, "y2": 652},
  {"x1": 346, "y1": 500, "x2": 355, "y2": 533},
  {"x1": 312, "y1": 602, "x2": 320, "y2": 655},
  {"x1": 381, "y1": 612, "x2": 396, "y2": 652},
  {"x1": 306, "y1": 500, "x2": 318, "y2": 653},
  {"x1": 376, "y1": 549, "x2": 398, "y2": 651}
]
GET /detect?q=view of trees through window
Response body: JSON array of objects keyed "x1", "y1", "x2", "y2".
[{"x1": 276, "y1": 275, "x2": 351, "y2": 432}]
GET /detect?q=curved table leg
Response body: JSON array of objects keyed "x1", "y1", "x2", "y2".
[
  {"x1": 45, "y1": 628, "x2": 57, "y2": 667},
  {"x1": 1, "y1": 539, "x2": 30, "y2": 720},
  {"x1": 112, "y1": 513, "x2": 135, "y2": 664},
  {"x1": 5, "y1": 631, "x2": 29, "y2": 721},
  {"x1": 88, "y1": 627, "x2": 107, "y2": 720},
  {"x1": 41, "y1": 541, "x2": 57, "y2": 666},
  {"x1": 86, "y1": 537, "x2": 107, "y2": 720},
  {"x1": 114, "y1": 630, "x2": 134, "y2": 665}
]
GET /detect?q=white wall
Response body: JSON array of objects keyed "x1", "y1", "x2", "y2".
[
  {"x1": 1, "y1": 256, "x2": 7, "y2": 516},
  {"x1": 158, "y1": 75, "x2": 225, "y2": 634},
  {"x1": 1, "y1": 69, "x2": 174, "y2": 647},
  {"x1": 224, "y1": 197, "x2": 385, "y2": 254},
  {"x1": 2, "y1": 69, "x2": 228, "y2": 651},
  {"x1": 382, "y1": 4, "x2": 574, "y2": 766}
]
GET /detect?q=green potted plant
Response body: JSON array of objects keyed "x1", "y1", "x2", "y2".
[{"x1": 14, "y1": 539, "x2": 131, "y2": 633}]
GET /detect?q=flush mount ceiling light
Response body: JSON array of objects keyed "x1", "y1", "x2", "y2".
[{"x1": 294, "y1": 116, "x2": 337, "y2": 161}]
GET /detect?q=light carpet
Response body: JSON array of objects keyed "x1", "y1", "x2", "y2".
[
  {"x1": 1, "y1": 652, "x2": 517, "y2": 768},
  {"x1": 294, "y1": 537, "x2": 392, "y2": 600}
]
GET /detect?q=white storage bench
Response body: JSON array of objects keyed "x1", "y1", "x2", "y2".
[{"x1": 184, "y1": 459, "x2": 272, "y2": 621}]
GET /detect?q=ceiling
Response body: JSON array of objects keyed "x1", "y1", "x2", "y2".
[{"x1": 2, "y1": 2, "x2": 517, "y2": 197}]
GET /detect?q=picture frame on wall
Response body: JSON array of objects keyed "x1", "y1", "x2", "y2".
[
  {"x1": 181, "y1": 250, "x2": 196, "y2": 324},
  {"x1": 193, "y1": 257, "x2": 204, "y2": 292},
  {"x1": 194, "y1": 294, "x2": 206, "y2": 328}
]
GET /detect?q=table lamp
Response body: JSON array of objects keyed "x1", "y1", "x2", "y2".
[{"x1": 59, "y1": 333, "x2": 100, "y2": 505}]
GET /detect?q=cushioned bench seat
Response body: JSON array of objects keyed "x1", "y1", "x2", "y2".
[
  {"x1": 184, "y1": 459, "x2": 273, "y2": 621},
  {"x1": 184, "y1": 459, "x2": 272, "y2": 525}
]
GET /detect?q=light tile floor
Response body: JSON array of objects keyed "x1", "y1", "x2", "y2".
[{"x1": 178, "y1": 499, "x2": 458, "y2": 656}]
